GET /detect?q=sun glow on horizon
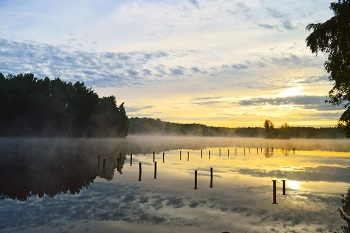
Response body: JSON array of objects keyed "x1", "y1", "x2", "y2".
[{"x1": 279, "y1": 87, "x2": 303, "y2": 97}]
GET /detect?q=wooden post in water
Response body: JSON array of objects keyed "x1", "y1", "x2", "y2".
[
  {"x1": 228, "y1": 149, "x2": 230, "y2": 158},
  {"x1": 187, "y1": 151, "x2": 189, "y2": 161},
  {"x1": 201, "y1": 150, "x2": 202, "y2": 158},
  {"x1": 210, "y1": 167, "x2": 213, "y2": 188},
  {"x1": 244, "y1": 149, "x2": 245, "y2": 156},
  {"x1": 130, "y1": 154, "x2": 132, "y2": 166},
  {"x1": 272, "y1": 180, "x2": 277, "y2": 204},
  {"x1": 194, "y1": 170, "x2": 198, "y2": 190},
  {"x1": 249, "y1": 148, "x2": 250, "y2": 154},
  {"x1": 257, "y1": 148, "x2": 258, "y2": 154},
  {"x1": 117, "y1": 158, "x2": 120, "y2": 171},
  {"x1": 261, "y1": 148, "x2": 263, "y2": 153},
  {"x1": 138, "y1": 163, "x2": 142, "y2": 181},
  {"x1": 163, "y1": 152, "x2": 164, "y2": 163},
  {"x1": 235, "y1": 148, "x2": 237, "y2": 156},
  {"x1": 281, "y1": 180, "x2": 286, "y2": 195},
  {"x1": 103, "y1": 159, "x2": 106, "y2": 173},
  {"x1": 180, "y1": 151, "x2": 182, "y2": 160},
  {"x1": 154, "y1": 162, "x2": 157, "y2": 179},
  {"x1": 293, "y1": 148, "x2": 296, "y2": 154},
  {"x1": 219, "y1": 149, "x2": 221, "y2": 157},
  {"x1": 153, "y1": 151, "x2": 155, "y2": 162},
  {"x1": 98, "y1": 156, "x2": 100, "y2": 168},
  {"x1": 209, "y1": 150, "x2": 211, "y2": 159}
]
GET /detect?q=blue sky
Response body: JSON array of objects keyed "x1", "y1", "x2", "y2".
[{"x1": 0, "y1": 0, "x2": 340, "y2": 127}]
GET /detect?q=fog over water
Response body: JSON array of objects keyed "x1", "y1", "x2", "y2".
[{"x1": 0, "y1": 136, "x2": 349, "y2": 232}]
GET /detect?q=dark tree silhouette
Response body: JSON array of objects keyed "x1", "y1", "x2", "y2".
[
  {"x1": 0, "y1": 73, "x2": 129, "y2": 137},
  {"x1": 264, "y1": 119, "x2": 275, "y2": 139},
  {"x1": 305, "y1": 0, "x2": 350, "y2": 137}
]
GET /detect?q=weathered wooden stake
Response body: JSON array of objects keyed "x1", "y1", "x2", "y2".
[
  {"x1": 130, "y1": 154, "x2": 132, "y2": 166},
  {"x1": 201, "y1": 150, "x2": 202, "y2": 158},
  {"x1": 219, "y1": 149, "x2": 221, "y2": 157},
  {"x1": 187, "y1": 151, "x2": 189, "y2": 161},
  {"x1": 272, "y1": 180, "x2": 277, "y2": 204},
  {"x1": 209, "y1": 150, "x2": 211, "y2": 159},
  {"x1": 138, "y1": 163, "x2": 142, "y2": 181},
  {"x1": 228, "y1": 149, "x2": 230, "y2": 158},
  {"x1": 98, "y1": 156, "x2": 100, "y2": 168},
  {"x1": 103, "y1": 159, "x2": 106, "y2": 173},
  {"x1": 180, "y1": 151, "x2": 182, "y2": 160},
  {"x1": 210, "y1": 167, "x2": 213, "y2": 188},
  {"x1": 194, "y1": 170, "x2": 198, "y2": 190},
  {"x1": 154, "y1": 162, "x2": 157, "y2": 179},
  {"x1": 249, "y1": 148, "x2": 250, "y2": 154},
  {"x1": 244, "y1": 148, "x2": 245, "y2": 156},
  {"x1": 281, "y1": 180, "x2": 286, "y2": 195},
  {"x1": 153, "y1": 151, "x2": 155, "y2": 162},
  {"x1": 257, "y1": 148, "x2": 258, "y2": 154},
  {"x1": 162, "y1": 152, "x2": 164, "y2": 163}
]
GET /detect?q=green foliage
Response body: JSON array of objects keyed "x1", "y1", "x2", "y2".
[
  {"x1": 305, "y1": 0, "x2": 350, "y2": 138},
  {"x1": 0, "y1": 73, "x2": 129, "y2": 137}
]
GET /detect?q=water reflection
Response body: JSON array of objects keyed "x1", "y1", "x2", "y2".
[
  {"x1": 0, "y1": 139, "x2": 127, "y2": 201},
  {"x1": 0, "y1": 136, "x2": 350, "y2": 233}
]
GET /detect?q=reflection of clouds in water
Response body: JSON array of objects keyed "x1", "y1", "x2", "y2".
[
  {"x1": 0, "y1": 182, "x2": 344, "y2": 232},
  {"x1": 238, "y1": 166, "x2": 350, "y2": 183}
]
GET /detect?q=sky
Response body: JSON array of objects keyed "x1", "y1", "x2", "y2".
[{"x1": 0, "y1": 0, "x2": 341, "y2": 128}]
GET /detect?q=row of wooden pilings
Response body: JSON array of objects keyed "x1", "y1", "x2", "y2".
[
  {"x1": 272, "y1": 180, "x2": 286, "y2": 204},
  {"x1": 99, "y1": 149, "x2": 291, "y2": 205},
  {"x1": 136, "y1": 161, "x2": 286, "y2": 204}
]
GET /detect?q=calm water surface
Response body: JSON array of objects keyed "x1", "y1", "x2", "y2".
[{"x1": 0, "y1": 136, "x2": 349, "y2": 233}]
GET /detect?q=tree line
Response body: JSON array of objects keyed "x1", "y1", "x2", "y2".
[
  {"x1": 129, "y1": 117, "x2": 344, "y2": 139},
  {"x1": 0, "y1": 73, "x2": 129, "y2": 137}
]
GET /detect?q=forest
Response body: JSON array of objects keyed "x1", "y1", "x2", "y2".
[
  {"x1": 0, "y1": 73, "x2": 129, "y2": 137},
  {"x1": 129, "y1": 117, "x2": 345, "y2": 139}
]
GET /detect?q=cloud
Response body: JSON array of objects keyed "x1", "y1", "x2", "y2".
[
  {"x1": 188, "y1": 0, "x2": 200, "y2": 8},
  {"x1": 227, "y1": 2, "x2": 252, "y2": 19},
  {"x1": 169, "y1": 66, "x2": 185, "y2": 76},
  {"x1": 282, "y1": 19, "x2": 295, "y2": 30},
  {"x1": 141, "y1": 69, "x2": 152, "y2": 76},
  {"x1": 127, "y1": 69, "x2": 139, "y2": 77},
  {"x1": 231, "y1": 64, "x2": 249, "y2": 69},
  {"x1": 126, "y1": 105, "x2": 154, "y2": 113},
  {"x1": 238, "y1": 95, "x2": 333, "y2": 111},
  {"x1": 238, "y1": 166, "x2": 350, "y2": 183},
  {"x1": 257, "y1": 23, "x2": 276, "y2": 29},
  {"x1": 0, "y1": 38, "x2": 188, "y2": 87},
  {"x1": 191, "y1": 66, "x2": 200, "y2": 73}
]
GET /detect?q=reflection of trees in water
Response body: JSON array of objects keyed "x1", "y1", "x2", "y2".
[
  {"x1": 338, "y1": 187, "x2": 350, "y2": 233},
  {"x1": 0, "y1": 139, "x2": 127, "y2": 201},
  {"x1": 264, "y1": 148, "x2": 274, "y2": 158},
  {"x1": 263, "y1": 148, "x2": 293, "y2": 157}
]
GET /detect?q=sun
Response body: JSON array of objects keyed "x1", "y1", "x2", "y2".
[{"x1": 279, "y1": 87, "x2": 302, "y2": 97}]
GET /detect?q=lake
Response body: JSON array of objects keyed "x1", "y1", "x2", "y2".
[{"x1": 0, "y1": 136, "x2": 349, "y2": 233}]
